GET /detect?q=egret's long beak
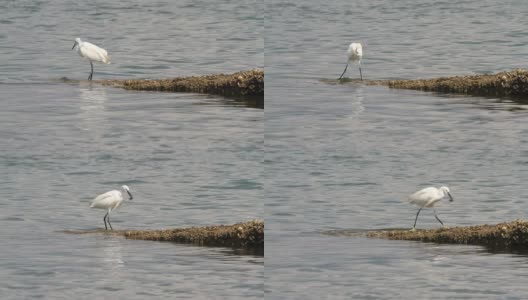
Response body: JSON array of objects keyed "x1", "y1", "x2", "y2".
[
  {"x1": 448, "y1": 192, "x2": 453, "y2": 202},
  {"x1": 127, "y1": 190, "x2": 133, "y2": 200},
  {"x1": 72, "y1": 41, "x2": 77, "y2": 50}
]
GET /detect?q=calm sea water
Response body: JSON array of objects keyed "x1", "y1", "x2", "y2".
[
  {"x1": 266, "y1": 0, "x2": 528, "y2": 299},
  {"x1": 0, "y1": 1, "x2": 263, "y2": 299},
  {"x1": 5, "y1": 0, "x2": 528, "y2": 298}
]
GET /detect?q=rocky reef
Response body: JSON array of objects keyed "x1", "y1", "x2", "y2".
[
  {"x1": 119, "y1": 219, "x2": 263, "y2": 249},
  {"x1": 378, "y1": 69, "x2": 528, "y2": 98},
  {"x1": 100, "y1": 69, "x2": 264, "y2": 108},
  {"x1": 64, "y1": 220, "x2": 264, "y2": 250},
  {"x1": 365, "y1": 220, "x2": 528, "y2": 251}
]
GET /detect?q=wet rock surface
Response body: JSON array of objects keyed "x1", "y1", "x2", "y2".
[
  {"x1": 120, "y1": 219, "x2": 264, "y2": 249},
  {"x1": 64, "y1": 220, "x2": 264, "y2": 250},
  {"x1": 365, "y1": 220, "x2": 528, "y2": 251},
  {"x1": 379, "y1": 69, "x2": 528, "y2": 97},
  {"x1": 100, "y1": 69, "x2": 264, "y2": 108}
]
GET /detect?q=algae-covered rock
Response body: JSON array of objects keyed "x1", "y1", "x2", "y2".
[
  {"x1": 327, "y1": 69, "x2": 528, "y2": 99},
  {"x1": 382, "y1": 69, "x2": 528, "y2": 97},
  {"x1": 63, "y1": 220, "x2": 264, "y2": 250},
  {"x1": 366, "y1": 220, "x2": 528, "y2": 250},
  {"x1": 101, "y1": 69, "x2": 264, "y2": 100},
  {"x1": 119, "y1": 219, "x2": 264, "y2": 249}
]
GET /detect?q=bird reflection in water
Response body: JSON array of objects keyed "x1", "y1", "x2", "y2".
[{"x1": 78, "y1": 85, "x2": 107, "y2": 135}]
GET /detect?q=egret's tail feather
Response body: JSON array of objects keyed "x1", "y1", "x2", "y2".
[{"x1": 408, "y1": 198, "x2": 420, "y2": 205}]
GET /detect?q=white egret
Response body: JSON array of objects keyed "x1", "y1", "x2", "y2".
[
  {"x1": 408, "y1": 186, "x2": 453, "y2": 231},
  {"x1": 90, "y1": 185, "x2": 133, "y2": 230},
  {"x1": 338, "y1": 42, "x2": 363, "y2": 80},
  {"x1": 72, "y1": 38, "x2": 111, "y2": 80}
]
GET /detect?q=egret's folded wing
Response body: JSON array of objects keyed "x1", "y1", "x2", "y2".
[
  {"x1": 90, "y1": 191, "x2": 115, "y2": 208},
  {"x1": 408, "y1": 187, "x2": 435, "y2": 203},
  {"x1": 81, "y1": 42, "x2": 111, "y2": 64}
]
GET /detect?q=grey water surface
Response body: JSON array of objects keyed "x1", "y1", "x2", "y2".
[
  {"x1": 0, "y1": 1, "x2": 263, "y2": 299},
  {"x1": 266, "y1": 0, "x2": 528, "y2": 299}
]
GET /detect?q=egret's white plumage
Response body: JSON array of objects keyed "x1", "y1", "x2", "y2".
[
  {"x1": 339, "y1": 42, "x2": 363, "y2": 80},
  {"x1": 72, "y1": 38, "x2": 111, "y2": 80},
  {"x1": 90, "y1": 185, "x2": 133, "y2": 230},
  {"x1": 408, "y1": 186, "x2": 453, "y2": 231}
]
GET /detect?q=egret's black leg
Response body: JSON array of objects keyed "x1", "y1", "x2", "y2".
[
  {"x1": 433, "y1": 209, "x2": 444, "y2": 226},
  {"x1": 359, "y1": 65, "x2": 363, "y2": 81},
  {"x1": 338, "y1": 64, "x2": 348, "y2": 80},
  {"x1": 107, "y1": 213, "x2": 113, "y2": 230},
  {"x1": 103, "y1": 212, "x2": 108, "y2": 230},
  {"x1": 412, "y1": 207, "x2": 423, "y2": 230},
  {"x1": 88, "y1": 61, "x2": 94, "y2": 80}
]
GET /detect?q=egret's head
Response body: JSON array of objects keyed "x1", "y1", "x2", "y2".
[
  {"x1": 122, "y1": 185, "x2": 133, "y2": 200},
  {"x1": 348, "y1": 42, "x2": 363, "y2": 58},
  {"x1": 72, "y1": 38, "x2": 82, "y2": 50},
  {"x1": 439, "y1": 186, "x2": 453, "y2": 202}
]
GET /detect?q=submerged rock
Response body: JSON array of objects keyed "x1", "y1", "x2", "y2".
[
  {"x1": 366, "y1": 220, "x2": 528, "y2": 250},
  {"x1": 100, "y1": 69, "x2": 264, "y2": 107}
]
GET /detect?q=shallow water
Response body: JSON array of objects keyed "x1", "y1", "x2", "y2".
[
  {"x1": 0, "y1": 1, "x2": 263, "y2": 299},
  {"x1": 0, "y1": 1, "x2": 263, "y2": 82},
  {"x1": 266, "y1": 0, "x2": 528, "y2": 299},
  {"x1": 6, "y1": 0, "x2": 528, "y2": 298}
]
